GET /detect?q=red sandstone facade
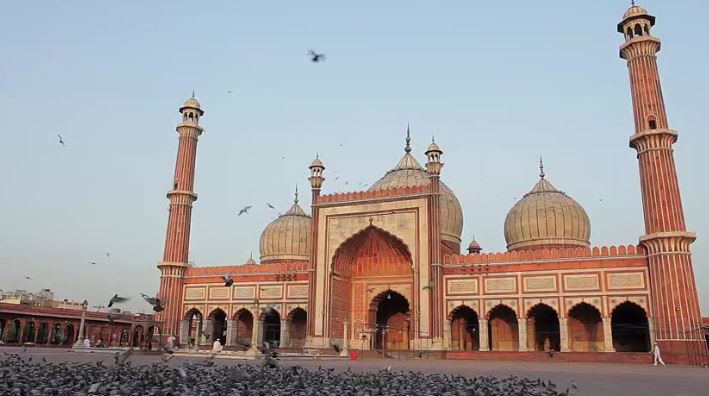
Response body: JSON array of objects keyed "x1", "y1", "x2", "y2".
[{"x1": 155, "y1": 5, "x2": 707, "y2": 363}]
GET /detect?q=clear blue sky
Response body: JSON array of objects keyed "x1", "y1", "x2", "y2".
[{"x1": 1, "y1": 1, "x2": 707, "y2": 314}]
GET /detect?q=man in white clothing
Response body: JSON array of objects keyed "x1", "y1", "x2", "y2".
[
  {"x1": 83, "y1": 338, "x2": 91, "y2": 348},
  {"x1": 652, "y1": 342, "x2": 665, "y2": 366},
  {"x1": 212, "y1": 338, "x2": 223, "y2": 353}
]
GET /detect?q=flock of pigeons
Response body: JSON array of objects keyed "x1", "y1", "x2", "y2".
[{"x1": 0, "y1": 350, "x2": 578, "y2": 396}]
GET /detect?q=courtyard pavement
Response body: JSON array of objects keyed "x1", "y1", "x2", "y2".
[{"x1": 2, "y1": 347, "x2": 707, "y2": 395}]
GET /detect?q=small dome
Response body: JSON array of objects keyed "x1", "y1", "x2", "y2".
[
  {"x1": 183, "y1": 97, "x2": 201, "y2": 109},
  {"x1": 259, "y1": 194, "x2": 311, "y2": 263},
  {"x1": 504, "y1": 168, "x2": 590, "y2": 252},
  {"x1": 426, "y1": 140, "x2": 441, "y2": 154},
  {"x1": 310, "y1": 156, "x2": 324, "y2": 169},
  {"x1": 369, "y1": 135, "x2": 463, "y2": 246},
  {"x1": 623, "y1": 5, "x2": 649, "y2": 19},
  {"x1": 245, "y1": 253, "x2": 257, "y2": 265},
  {"x1": 468, "y1": 239, "x2": 481, "y2": 250}
]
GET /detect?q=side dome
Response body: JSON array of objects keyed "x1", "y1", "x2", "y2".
[
  {"x1": 504, "y1": 165, "x2": 590, "y2": 252},
  {"x1": 259, "y1": 193, "x2": 311, "y2": 263},
  {"x1": 369, "y1": 132, "x2": 463, "y2": 247}
]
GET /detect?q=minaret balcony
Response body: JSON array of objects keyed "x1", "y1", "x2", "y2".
[{"x1": 629, "y1": 128, "x2": 678, "y2": 153}]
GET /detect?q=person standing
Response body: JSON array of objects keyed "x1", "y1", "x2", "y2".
[
  {"x1": 83, "y1": 337, "x2": 91, "y2": 348},
  {"x1": 651, "y1": 342, "x2": 666, "y2": 366},
  {"x1": 212, "y1": 338, "x2": 222, "y2": 353},
  {"x1": 166, "y1": 334, "x2": 176, "y2": 352}
]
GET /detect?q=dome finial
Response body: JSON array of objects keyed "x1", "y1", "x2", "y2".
[
  {"x1": 631, "y1": 0, "x2": 635, "y2": 6},
  {"x1": 191, "y1": 89, "x2": 195, "y2": 98},
  {"x1": 294, "y1": 185, "x2": 299, "y2": 203},
  {"x1": 539, "y1": 156, "x2": 545, "y2": 179},
  {"x1": 405, "y1": 124, "x2": 412, "y2": 153}
]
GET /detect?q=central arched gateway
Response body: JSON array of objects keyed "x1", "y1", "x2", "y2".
[
  {"x1": 329, "y1": 225, "x2": 413, "y2": 346},
  {"x1": 370, "y1": 290, "x2": 410, "y2": 350}
]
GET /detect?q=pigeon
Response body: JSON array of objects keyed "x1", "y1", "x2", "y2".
[
  {"x1": 140, "y1": 293, "x2": 164, "y2": 312},
  {"x1": 222, "y1": 273, "x2": 234, "y2": 287},
  {"x1": 105, "y1": 252, "x2": 111, "y2": 257},
  {"x1": 107, "y1": 308, "x2": 121, "y2": 324},
  {"x1": 57, "y1": 134, "x2": 65, "y2": 147},
  {"x1": 308, "y1": 49, "x2": 326, "y2": 63},
  {"x1": 237, "y1": 206, "x2": 252, "y2": 216},
  {"x1": 266, "y1": 202, "x2": 275, "y2": 209},
  {"x1": 107, "y1": 294, "x2": 129, "y2": 307},
  {"x1": 88, "y1": 261, "x2": 97, "y2": 265},
  {"x1": 226, "y1": 90, "x2": 233, "y2": 94}
]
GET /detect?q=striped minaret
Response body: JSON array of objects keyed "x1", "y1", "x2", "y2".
[
  {"x1": 425, "y1": 134, "x2": 444, "y2": 343},
  {"x1": 618, "y1": 5, "x2": 702, "y2": 360},
  {"x1": 157, "y1": 96, "x2": 204, "y2": 341}
]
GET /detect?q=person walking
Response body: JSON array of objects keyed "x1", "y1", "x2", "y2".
[{"x1": 651, "y1": 342, "x2": 666, "y2": 366}]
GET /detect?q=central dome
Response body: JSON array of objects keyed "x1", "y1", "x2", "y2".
[
  {"x1": 369, "y1": 132, "x2": 463, "y2": 247},
  {"x1": 504, "y1": 164, "x2": 590, "y2": 252}
]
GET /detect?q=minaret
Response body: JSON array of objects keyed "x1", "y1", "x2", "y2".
[
  {"x1": 425, "y1": 135, "x2": 444, "y2": 343},
  {"x1": 618, "y1": 4, "x2": 702, "y2": 358},
  {"x1": 306, "y1": 155, "x2": 325, "y2": 338},
  {"x1": 157, "y1": 96, "x2": 204, "y2": 340}
]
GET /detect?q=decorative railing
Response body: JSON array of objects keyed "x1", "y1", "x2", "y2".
[
  {"x1": 444, "y1": 244, "x2": 646, "y2": 265},
  {"x1": 317, "y1": 185, "x2": 430, "y2": 204}
]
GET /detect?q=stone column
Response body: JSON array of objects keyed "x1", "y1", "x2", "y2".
[
  {"x1": 559, "y1": 318, "x2": 569, "y2": 352},
  {"x1": 18, "y1": 324, "x2": 25, "y2": 344},
  {"x1": 648, "y1": 318, "x2": 656, "y2": 346},
  {"x1": 340, "y1": 319, "x2": 350, "y2": 357},
  {"x1": 443, "y1": 320, "x2": 452, "y2": 350},
  {"x1": 517, "y1": 319, "x2": 528, "y2": 352},
  {"x1": 279, "y1": 319, "x2": 288, "y2": 349},
  {"x1": 602, "y1": 317, "x2": 614, "y2": 352},
  {"x1": 201, "y1": 320, "x2": 213, "y2": 346},
  {"x1": 178, "y1": 320, "x2": 189, "y2": 347},
  {"x1": 226, "y1": 320, "x2": 237, "y2": 347},
  {"x1": 478, "y1": 319, "x2": 489, "y2": 351},
  {"x1": 74, "y1": 307, "x2": 87, "y2": 348},
  {"x1": 247, "y1": 319, "x2": 262, "y2": 356}
]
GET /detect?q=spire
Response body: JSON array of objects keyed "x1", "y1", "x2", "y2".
[
  {"x1": 405, "y1": 124, "x2": 411, "y2": 153},
  {"x1": 631, "y1": 0, "x2": 635, "y2": 6},
  {"x1": 191, "y1": 89, "x2": 195, "y2": 98},
  {"x1": 539, "y1": 156, "x2": 545, "y2": 179},
  {"x1": 294, "y1": 185, "x2": 299, "y2": 203}
]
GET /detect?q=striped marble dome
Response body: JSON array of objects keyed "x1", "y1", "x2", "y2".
[
  {"x1": 504, "y1": 168, "x2": 590, "y2": 252},
  {"x1": 369, "y1": 139, "x2": 463, "y2": 246},
  {"x1": 259, "y1": 194, "x2": 311, "y2": 263}
]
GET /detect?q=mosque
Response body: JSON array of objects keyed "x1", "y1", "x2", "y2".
[{"x1": 155, "y1": 4, "x2": 706, "y2": 363}]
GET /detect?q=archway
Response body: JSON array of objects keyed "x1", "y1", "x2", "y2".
[
  {"x1": 370, "y1": 290, "x2": 410, "y2": 350},
  {"x1": 450, "y1": 306, "x2": 479, "y2": 351},
  {"x1": 527, "y1": 304, "x2": 560, "y2": 351},
  {"x1": 146, "y1": 325, "x2": 160, "y2": 350},
  {"x1": 208, "y1": 309, "x2": 227, "y2": 345},
  {"x1": 330, "y1": 226, "x2": 413, "y2": 337},
  {"x1": 287, "y1": 308, "x2": 307, "y2": 348},
  {"x1": 234, "y1": 309, "x2": 253, "y2": 347},
  {"x1": 568, "y1": 303, "x2": 604, "y2": 352},
  {"x1": 120, "y1": 329, "x2": 129, "y2": 346},
  {"x1": 64, "y1": 324, "x2": 75, "y2": 345},
  {"x1": 488, "y1": 305, "x2": 518, "y2": 351},
  {"x1": 23, "y1": 321, "x2": 36, "y2": 343},
  {"x1": 7, "y1": 320, "x2": 21, "y2": 343},
  {"x1": 0, "y1": 319, "x2": 5, "y2": 341},
  {"x1": 36, "y1": 323, "x2": 49, "y2": 344},
  {"x1": 132, "y1": 325, "x2": 144, "y2": 348},
  {"x1": 51, "y1": 323, "x2": 63, "y2": 344},
  {"x1": 611, "y1": 301, "x2": 650, "y2": 352},
  {"x1": 184, "y1": 308, "x2": 203, "y2": 346},
  {"x1": 262, "y1": 308, "x2": 281, "y2": 348}
]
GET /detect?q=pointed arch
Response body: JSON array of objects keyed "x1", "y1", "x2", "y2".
[
  {"x1": 567, "y1": 302, "x2": 604, "y2": 352},
  {"x1": 233, "y1": 308, "x2": 253, "y2": 347},
  {"x1": 331, "y1": 225, "x2": 413, "y2": 277},
  {"x1": 611, "y1": 301, "x2": 650, "y2": 352},
  {"x1": 487, "y1": 304, "x2": 518, "y2": 351},
  {"x1": 286, "y1": 307, "x2": 307, "y2": 348},
  {"x1": 369, "y1": 290, "x2": 410, "y2": 350},
  {"x1": 208, "y1": 308, "x2": 227, "y2": 345},
  {"x1": 526, "y1": 303, "x2": 560, "y2": 352},
  {"x1": 449, "y1": 305, "x2": 479, "y2": 351}
]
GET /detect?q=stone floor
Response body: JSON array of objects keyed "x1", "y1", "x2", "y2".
[{"x1": 2, "y1": 347, "x2": 708, "y2": 395}]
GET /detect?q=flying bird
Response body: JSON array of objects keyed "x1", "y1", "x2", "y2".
[
  {"x1": 266, "y1": 203, "x2": 275, "y2": 209},
  {"x1": 308, "y1": 50, "x2": 326, "y2": 63},
  {"x1": 105, "y1": 252, "x2": 111, "y2": 258},
  {"x1": 140, "y1": 293, "x2": 164, "y2": 312},
  {"x1": 57, "y1": 134, "x2": 65, "y2": 147},
  {"x1": 107, "y1": 308, "x2": 121, "y2": 324},
  {"x1": 222, "y1": 273, "x2": 234, "y2": 287},
  {"x1": 88, "y1": 261, "x2": 97, "y2": 265},
  {"x1": 23, "y1": 275, "x2": 31, "y2": 280},
  {"x1": 226, "y1": 90, "x2": 233, "y2": 94},
  {"x1": 237, "y1": 206, "x2": 252, "y2": 216},
  {"x1": 107, "y1": 294, "x2": 129, "y2": 307}
]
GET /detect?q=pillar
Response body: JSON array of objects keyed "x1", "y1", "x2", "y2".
[
  {"x1": 201, "y1": 320, "x2": 212, "y2": 346},
  {"x1": 178, "y1": 320, "x2": 189, "y2": 346},
  {"x1": 517, "y1": 319, "x2": 528, "y2": 352},
  {"x1": 340, "y1": 319, "x2": 350, "y2": 357},
  {"x1": 247, "y1": 319, "x2": 262, "y2": 356},
  {"x1": 226, "y1": 320, "x2": 236, "y2": 347},
  {"x1": 279, "y1": 319, "x2": 288, "y2": 348},
  {"x1": 559, "y1": 318, "x2": 569, "y2": 352},
  {"x1": 74, "y1": 307, "x2": 87, "y2": 348},
  {"x1": 443, "y1": 319, "x2": 452, "y2": 350},
  {"x1": 648, "y1": 317, "x2": 656, "y2": 346},
  {"x1": 478, "y1": 319, "x2": 489, "y2": 351},
  {"x1": 602, "y1": 317, "x2": 614, "y2": 352}
]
